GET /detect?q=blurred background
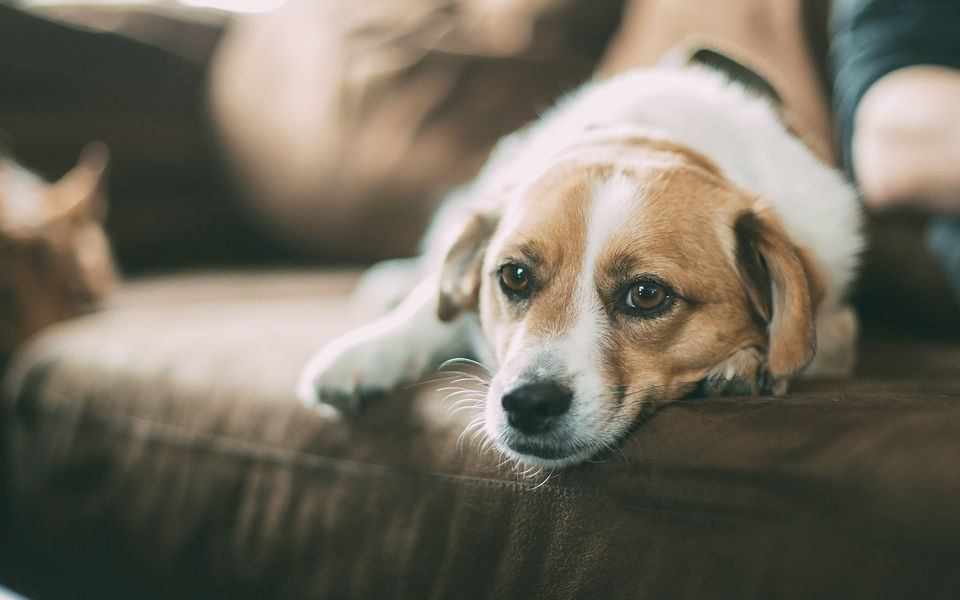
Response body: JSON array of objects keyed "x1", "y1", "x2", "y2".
[
  {"x1": 3, "y1": 0, "x2": 958, "y2": 334},
  {"x1": 1, "y1": 0, "x2": 291, "y2": 273},
  {"x1": 2, "y1": 0, "x2": 959, "y2": 327},
  {"x1": 0, "y1": 0, "x2": 622, "y2": 272}
]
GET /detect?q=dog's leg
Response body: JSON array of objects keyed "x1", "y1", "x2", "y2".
[
  {"x1": 297, "y1": 277, "x2": 477, "y2": 412},
  {"x1": 350, "y1": 256, "x2": 424, "y2": 317},
  {"x1": 702, "y1": 304, "x2": 858, "y2": 397},
  {"x1": 701, "y1": 346, "x2": 787, "y2": 396},
  {"x1": 803, "y1": 303, "x2": 858, "y2": 377}
]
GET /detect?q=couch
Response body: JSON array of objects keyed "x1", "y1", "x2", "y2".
[{"x1": 2, "y1": 270, "x2": 960, "y2": 599}]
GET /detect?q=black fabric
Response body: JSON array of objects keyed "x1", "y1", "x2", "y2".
[{"x1": 829, "y1": 0, "x2": 960, "y2": 172}]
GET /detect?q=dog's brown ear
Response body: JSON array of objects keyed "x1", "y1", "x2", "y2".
[
  {"x1": 437, "y1": 212, "x2": 497, "y2": 321},
  {"x1": 734, "y1": 205, "x2": 824, "y2": 381}
]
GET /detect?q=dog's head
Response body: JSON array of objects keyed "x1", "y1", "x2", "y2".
[{"x1": 438, "y1": 139, "x2": 824, "y2": 467}]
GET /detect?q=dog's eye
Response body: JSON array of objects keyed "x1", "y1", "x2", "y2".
[
  {"x1": 625, "y1": 280, "x2": 669, "y2": 313},
  {"x1": 499, "y1": 264, "x2": 530, "y2": 296}
]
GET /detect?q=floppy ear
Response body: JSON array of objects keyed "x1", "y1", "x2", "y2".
[
  {"x1": 437, "y1": 212, "x2": 497, "y2": 322},
  {"x1": 734, "y1": 205, "x2": 825, "y2": 381}
]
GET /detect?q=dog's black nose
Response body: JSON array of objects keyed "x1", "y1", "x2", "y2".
[{"x1": 501, "y1": 382, "x2": 572, "y2": 434}]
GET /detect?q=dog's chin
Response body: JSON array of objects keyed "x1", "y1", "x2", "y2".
[{"x1": 498, "y1": 436, "x2": 597, "y2": 469}]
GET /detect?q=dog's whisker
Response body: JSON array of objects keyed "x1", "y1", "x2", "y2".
[
  {"x1": 444, "y1": 399, "x2": 478, "y2": 410},
  {"x1": 457, "y1": 415, "x2": 488, "y2": 453},
  {"x1": 521, "y1": 466, "x2": 545, "y2": 485},
  {"x1": 435, "y1": 366, "x2": 489, "y2": 379},
  {"x1": 447, "y1": 397, "x2": 484, "y2": 408},
  {"x1": 438, "y1": 386, "x2": 485, "y2": 395},
  {"x1": 517, "y1": 464, "x2": 538, "y2": 478},
  {"x1": 435, "y1": 368, "x2": 491, "y2": 382},
  {"x1": 451, "y1": 391, "x2": 485, "y2": 400},
  {"x1": 461, "y1": 416, "x2": 486, "y2": 440},
  {"x1": 410, "y1": 368, "x2": 490, "y2": 387},
  {"x1": 445, "y1": 405, "x2": 482, "y2": 420},
  {"x1": 403, "y1": 372, "x2": 474, "y2": 390},
  {"x1": 530, "y1": 470, "x2": 554, "y2": 490},
  {"x1": 477, "y1": 434, "x2": 492, "y2": 456},
  {"x1": 433, "y1": 376, "x2": 489, "y2": 391},
  {"x1": 441, "y1": 395, "x2": 475, "y2": 409},
  {"x1": 470, "y1": 430, "x2": 488, "y2": 451},
  {"x1": 437, "y1": 386, "x2": 484, "y2": 397},
  {"x1": 447, "y1": 406, "x2": 483, "y2": 420},
  {"x1": 458, "y1": 417, "x2": 483, "y2": 442},
  {"x1": 464, "y1": 414, "x2": 485, "y2": 430},
  {"x1": 439, "y1": 357, "x2": 493, "y2": 374},
  {"x1": 434, "y1": 369, "x2": 488, "y2": 380},
  {"x1": 480, "y1": 434, "x2": 501, "y2": 459},
  {"x1": 448, "y1": 403, "x2": 484, "y2": 415},
  {"x1": 616, "y1": 378, "x2": 705, "y2": 401},
  {"x1": 446, "y1": 411, "x2": 481, "y2": 426},
  {"x1": 445, "y1": 376, "x2": 489, "y2": 386},
  {"x1": 419, "y1": 371, "x2": 461, "y2": 381},
  {"x1": 446, "y1": 396, "x2": 484, "y2": 410},
  {"x1": 456, "y1": 425, "x2": 475, "y2": 453}
]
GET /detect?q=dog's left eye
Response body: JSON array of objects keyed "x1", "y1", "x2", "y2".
[
  {"x1": 624, "y1": 280, "x2": 671, "y2": 314},
  {"x1": 499, "y1": 263, "x2": 530, "y2": 297}
]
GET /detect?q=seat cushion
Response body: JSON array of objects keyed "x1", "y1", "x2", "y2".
[{"x1": 2, "y1": 270, "x2": 960, "y2": 599}]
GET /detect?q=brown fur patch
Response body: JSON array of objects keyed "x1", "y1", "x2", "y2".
[{"x1": 509, "y1": 170, "x2": 592, "y2": 338}]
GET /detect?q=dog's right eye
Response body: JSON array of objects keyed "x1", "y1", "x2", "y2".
[{"x1": 499, "y1": 263, "x2": 530, "y2": 298}]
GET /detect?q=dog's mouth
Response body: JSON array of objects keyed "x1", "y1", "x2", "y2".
[
  {"x1": 505, "y1": 439, "x2": 580, "y2": 460},
  {"x1": 504, "y1": 439, "x2": 584, "y2": 463},
  {"x1": 495, "y1": 405, "x2": 653, "y2": 467}
]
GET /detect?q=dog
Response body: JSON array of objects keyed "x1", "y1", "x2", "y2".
[{"x1": 297, "y1": 63, "x2": 862, "y2": 468}]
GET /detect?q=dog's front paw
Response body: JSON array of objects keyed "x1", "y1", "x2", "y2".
[
  {"x1": 297, "y1": 327, "x2": 425, "y2": 413},
  {"x1": 701, "y1": 346, "x2": 785, "y2": 396}
]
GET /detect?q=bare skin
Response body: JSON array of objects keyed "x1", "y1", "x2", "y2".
[{"x1": 853, "y1": 65, "x2": 960, "y2": 214}]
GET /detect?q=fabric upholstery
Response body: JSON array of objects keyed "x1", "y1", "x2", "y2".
[{"x1": 2, "y1": 271, "x2": 959, "y2": 599}]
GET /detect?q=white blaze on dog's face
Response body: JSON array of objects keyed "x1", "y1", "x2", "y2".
[{"x1": 442, "y1": 140, "x2": 822, "y2": 468}]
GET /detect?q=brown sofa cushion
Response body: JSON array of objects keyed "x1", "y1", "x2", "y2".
[{"x1": 2, "y1": 271, "x2": 960, "y2": 599}]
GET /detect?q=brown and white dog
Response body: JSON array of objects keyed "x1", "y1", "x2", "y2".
[{"x1": 298, "y1": 65, "x2": 862, "y2": 468}]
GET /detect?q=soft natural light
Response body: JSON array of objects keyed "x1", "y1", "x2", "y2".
[
  {"x1": 0, "y1": 587, "x2": 26, "y2": 600},
  {"x1": 19, "y1": 0, "x2": 288, "y2": 13},
  {"x1": 178, "y1": 0, "x2": 287, "y2": 13}
]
